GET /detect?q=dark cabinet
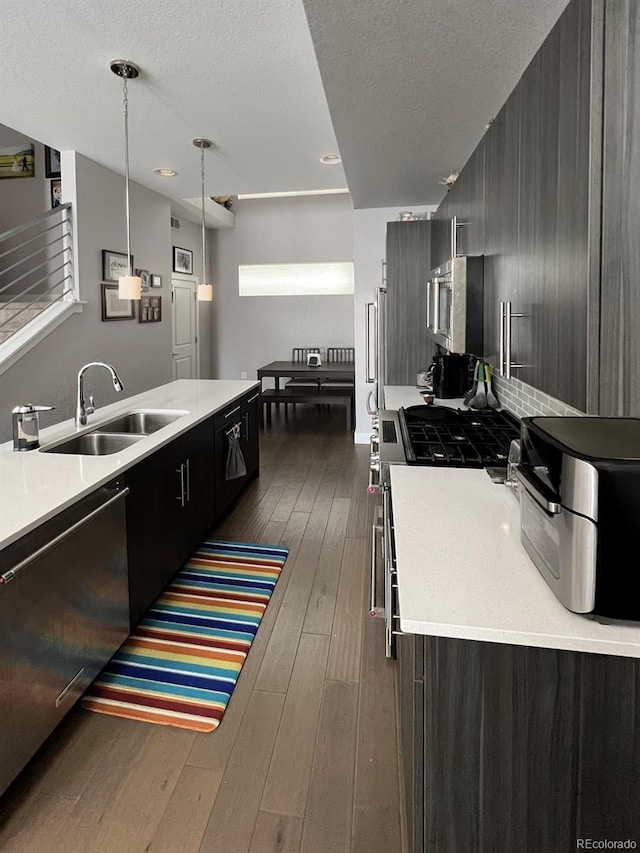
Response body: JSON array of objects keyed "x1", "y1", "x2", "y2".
[
  {"x1": 385, "y1": 220, "x2": 434, "y2": 385},
  {"x1": 125, "y1": 417, "x2": 215, "y2": 627},
  {"x1": 398, "y1": 633, "x2": 640, "y2": 853},
  {"x1": 430, "y1": 194, "x2": 450, "y2": 269},
  {"x1": 445, "y1": 138, "x2": 485, "y2": 259},
  {"x1": 598, "y1": 0, "x2": 640, "y2": 416},
  {"x1": 214, "y1": 389, "x2": 260, "y2": 520}
]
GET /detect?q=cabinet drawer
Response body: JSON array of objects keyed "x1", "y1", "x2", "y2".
[{"x1": 213, "y1": 398, "x2": 244, "y2": 431}]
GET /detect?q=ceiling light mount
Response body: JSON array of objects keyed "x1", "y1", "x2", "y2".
[
  {"x1": 320, "y1": 153, "x2": 342, "y2": 165},
  {"x1": 193, "y1": 138, "x2": 214, "y2": 302},
  {"x1": 111, "y1": 59, "x2": 141, "y2": 299},
  {"x1": 153, "y1": 168, "x2": 177, "y2": 177}
]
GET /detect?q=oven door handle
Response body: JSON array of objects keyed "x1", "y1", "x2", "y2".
[{"x1": 515, "y1": 467, "x2": 562, "y2": 514}]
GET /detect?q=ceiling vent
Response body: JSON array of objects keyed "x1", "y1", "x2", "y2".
[{"x1": 170, "y1": 216, "x2": 181, "y2": 230}]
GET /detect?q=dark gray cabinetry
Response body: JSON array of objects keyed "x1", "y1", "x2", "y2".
[
  {"x1": 397, "y1": 632, "x2": 424, "y2": 853},
  {"x1": 483, "y1": 93, "x2": 521, "y2": 369},
  {"x1": 598, "y1": 0, "x2": 640, "y2": 416},
  {"x1": 126, "y1": 418, "x2": 215, "y2": 627},
  {"x1": 515, "y1": 0, "x2": 601, "y2": 412},
  {"x1": 385, "y1": 220, "x2": 434, "y2": 384},
  {"x1": 430, "y1": 194, "x2": 450, "y2": 269},
  {"x1": 398, "y1": 634, "x2": 640, "y2": 852},
  {"x1": 445, "y1": 138, "x2": 485, "y2": 259}
]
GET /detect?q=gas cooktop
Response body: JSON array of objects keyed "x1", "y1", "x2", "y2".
[{"x1": 398, "y1": 405, "x2": 520, "y2": 467}]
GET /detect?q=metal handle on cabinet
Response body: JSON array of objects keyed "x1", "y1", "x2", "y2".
[
  {"x1": 433, "y1": 277, "x2": 440, "y2": 335},
  {"x1": 451, "y1": 215, "x2": 469, "y2": 258},
  {"x1": 365, "y1": 302, "x2": 375, "y2": 383},
  {"x1": 185, "y1": 458, "x2": 191, "y2": 502},
  {"x1": 0, "y1": 488, "x2": 130, "y2": 585},
  {"x1": 370, "y1": 508, "x2": 384, "y2": 618},
  {"x1": 426, "y1": 279, "x2": 432, "y2": 330},
  {"x1": 223, "y1": 405, "x2": 240, "y2": 419},
  {"x1": 247, "y1": 393, "x2": 260, "y2": 403},
  {"x1": 381, "y1": 258, "x2": 387, "y2": 286},
  {"x1": 500, "y1": 301, "x2": 526, "y2": 377},
  {"x1": 176, "y1": 463, "x2": 186, "y2": 507}
]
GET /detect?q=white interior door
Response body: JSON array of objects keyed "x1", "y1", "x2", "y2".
[{"x1": 171, "y1": 276, "x2": 199, "y2": 379}]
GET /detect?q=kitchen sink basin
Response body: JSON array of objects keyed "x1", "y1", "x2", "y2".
[
  {"x1": 93, "y1": 409, "x2": 188, "y2": 435},
  {"x1": 42, "y1": 432, "x2": 145, "y2": 456}
]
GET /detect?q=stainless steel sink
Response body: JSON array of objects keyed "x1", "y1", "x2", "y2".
[
  {"x1": 42, "y1": 432, "x2": 145, "y2": 456},
  {"x1": 93, "y1": 409, "x2": 188, "y2": 435}
]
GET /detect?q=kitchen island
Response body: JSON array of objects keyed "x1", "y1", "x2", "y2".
[{"x1": 391, "y1": 465, "x2": 640, "y2": 852}]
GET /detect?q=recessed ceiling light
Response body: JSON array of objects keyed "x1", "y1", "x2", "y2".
[
  {"x1": 320, "y1": 154, "x2": 342, "y2": 165},
  {"x1": 153, "y1": 168, "x2": 178, "y2": 177}
]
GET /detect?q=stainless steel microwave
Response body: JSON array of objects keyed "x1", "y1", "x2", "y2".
[{"x1": 425, "y1": 256, "x2": 484, "y2": 355}]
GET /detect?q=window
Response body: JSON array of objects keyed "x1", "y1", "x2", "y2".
[{"x1": 239, "y1": 262, "x2": 354, "y2": 297}]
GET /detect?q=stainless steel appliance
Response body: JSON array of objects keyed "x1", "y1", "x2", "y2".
[
  {"x1": 12, "y1": 403, "x2": 55, "y2": 451},
  {"x1": 426, "y1": 256, "x2": 484, "y2": 355},
  {"x1": 369, "y1": 405, "x2": 520, "y2": 656},
  {"x1": 516, "y1": 416, "x2": 640, "y2": 619}
]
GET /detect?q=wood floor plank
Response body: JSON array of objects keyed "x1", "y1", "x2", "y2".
[
  {"x1": 249, "y1": 811, "x2": 303, "y2": 853},
  {"x1": 278, "y1": 510, "x2": 311, "y2": 563},
  {"x1": 0, "y1": 793, "x2": 77, "y2": 853},
  {"x1": 261, "y1": 633, "x2": 330, "y2": 816},
  {"x1": 299, "y1": 681, "x2": 359, "y2": 853},
  {"x1": 303, "y1": 497, "x2": 351, "y2": 635},
  {"x1": 326, "y1": 538, "x2": 367, "y2": 684},
  {"x1": 197, "y1": 690, "x2": 285, "y2": 853},
  {"x1": 146, "y1": 765, "x2": 223, "y2": 853},
  {"x1": 351, "y1": 618, "x2": 402, "y2": 852}
]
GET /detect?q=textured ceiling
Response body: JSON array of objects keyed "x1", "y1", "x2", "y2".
[
  {"x1": 0, "y1": 0, "x2": 570, "y2": 212},
  {"x1": 302, "y1": 0, "x2": 571, "y2": 208}
]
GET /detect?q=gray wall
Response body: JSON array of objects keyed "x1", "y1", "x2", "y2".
[
  {"x1": 0, "y1": 124, "x2": 51, "y2": 232},
  {"x1": 210, "y1": 194, "x2": 354, "y2": 381},
  {"x1": 0, "y1": 153, "x2": 176, "y2": 441}
]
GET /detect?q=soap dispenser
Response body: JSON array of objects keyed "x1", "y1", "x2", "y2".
[{"x1": 12, "y1": 404, "x2": 55, "y2": 451}]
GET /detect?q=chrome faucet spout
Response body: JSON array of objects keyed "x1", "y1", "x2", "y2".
[{"x1": 75, "y1": 362, "x2": 125, "y2": 428}]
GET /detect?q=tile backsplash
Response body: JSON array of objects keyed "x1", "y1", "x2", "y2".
[{"x1": 492, "y1": 374, "x2": 584, "y2": 419}]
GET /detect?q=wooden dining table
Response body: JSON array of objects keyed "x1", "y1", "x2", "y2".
[
  {"x1": 256, "y1": 360, "x2": 355, "y2": 387},
  {"x1": 256, "y1": 360, "x2": 356, "y2": 430}
]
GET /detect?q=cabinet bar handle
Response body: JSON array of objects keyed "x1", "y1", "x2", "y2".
[
  {"x1": 247, "y1": 393, "x2": 260, "y2": 403},
  {"x1": 55, "y1": 667, "x2": 86, "y2": 708},
  {"x1": 223, "y1": 405, "x2": 240, "y2": 419},
  {"x1": 176, "y1": 463, "x2": 186, "y2": 506},
  {"x1": 185, "y1": 458, "x2": 190, "y2": 502},
  {"x1": 500, "y1": 301, "x2": 526, "y2": 377},
  {"x1": 0, "y1": 488, "x2": 130, "y2": 585}
]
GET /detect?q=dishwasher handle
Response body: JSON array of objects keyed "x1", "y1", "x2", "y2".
[{"x1": 0, "y1": 487, "x2": 130, "y2": 585}]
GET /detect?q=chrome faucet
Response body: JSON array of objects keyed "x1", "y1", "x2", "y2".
[{"x1": 75, "y1": 362, "x2": 125, "y2": 428}]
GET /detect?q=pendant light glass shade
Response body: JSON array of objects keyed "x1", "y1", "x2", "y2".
[
  {"x1": 111, "y1": 59, "x2": 142, "y2": 300},
  {"x1": 193, "y1": 138, "x2": 214, "y2": 302}
]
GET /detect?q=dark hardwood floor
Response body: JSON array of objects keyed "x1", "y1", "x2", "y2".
[{"x1": 0, "y1": 405, "x2": 404, "y2": 853}]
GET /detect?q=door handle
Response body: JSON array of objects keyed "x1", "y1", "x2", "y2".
[{"x1": 176, "y1": 463, "x2": 186, "y2": 507}]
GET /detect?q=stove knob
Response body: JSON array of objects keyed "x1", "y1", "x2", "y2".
[
  {"x1": 371, "y1": 414, "x2": 379, "y2": 428},
  {"x1": 370, "y1": 453, "x2": 380, "y2": 472},
  {"x1": 370, "y1": 433, "x2": 379, "y2": 445}
]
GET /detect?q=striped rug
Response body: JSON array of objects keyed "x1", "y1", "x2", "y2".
[{"x1": 81, "y1": 539, "x2": 288, "y2": 732}]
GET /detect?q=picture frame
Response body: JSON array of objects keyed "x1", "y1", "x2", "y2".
[
  {"x1": 173, "y1": 246, "x2": 193, "y2": 275},
  {"x1": 150, "y1": 274, "x2": 162, "y2": 288},
  {"x1": 0, "y1": 143, "x2": 35, "y2": 179},
  {"x1": 44, "y1": 146, "x2": 61, "y2": 178},
  {"x1": 135, "y1": 268, "x2": 151, "y2": 291},
  {"x1": 101, "y1": 283, "x2": 135, "y2": 321},
  {"x1": 102, "y1": 249, "x2": 134, "y2": 283},
  {"x1": 50, "y1": 179, "x2": 62, "y2": 209},
  {"x1": 139, "y1": 294, "x2": 162, "y2": 323}
]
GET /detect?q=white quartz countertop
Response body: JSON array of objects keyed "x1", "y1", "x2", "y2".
[
  {"x1": 0, "y1": 379, "x2": 259, "y2": 549},
  {"x1": 390, "y1": 465, "x2": 640, "y2": 658}
]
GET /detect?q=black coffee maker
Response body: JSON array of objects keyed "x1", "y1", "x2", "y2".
[{"x1": 431, "y1": 353, "x2": 475, "y2": 398}]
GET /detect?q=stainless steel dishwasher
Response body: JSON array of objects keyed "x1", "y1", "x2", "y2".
[{"x1": 0, "y1": 480, "x2": 130, "y2": 795}]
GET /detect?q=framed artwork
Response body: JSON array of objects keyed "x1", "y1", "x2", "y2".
[
  {"x1": 44, "y1": 146, "x2": 61, "y2": 178},
  {"x1": 139, "y1": 295, "x2": 162, "y2": 323},
  {"x1": 101, "y1": 283, "x2": 135, "y2": 321},
  {"x1": 50, "y1": 179, "x2": 62, "y2": 209},
  {"x1": 151, "y1": 274, "x2": 162, "y2": 288},
  {"x1": 135, "y1": 268, "x2": 151, "y2": 290},
  {"x1": 173, "y1": 246, "x2": 193, "y2": 275},
  {"x1": 102, "y1": 249, "x2": 133, "y2": 283},
  {"x1": 0, "y1": 143, "x2": 35, "y2": 179}
]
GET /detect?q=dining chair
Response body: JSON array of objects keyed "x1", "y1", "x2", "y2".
[
  {"x1": 321, "y1": 347, "x2": 356, "y2": 388},
  {"x1": 285, "y1": 348, "x2": 322, "y2": 390}
]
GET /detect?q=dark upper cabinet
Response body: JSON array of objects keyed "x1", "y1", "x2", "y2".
[
  {"x1": 385, "y1": 220, "x2": 433, "y2": 384},
  {"x1": 598, "y1": 0, "x2": 640, "y2": 416},
  {"x1": 430, "y1": 193, "x2": 450, "y2": 269},
  {"x1": 447, "y1": 137, "x2": 485, "y2": 259}
]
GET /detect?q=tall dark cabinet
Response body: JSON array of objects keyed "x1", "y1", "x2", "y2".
[
  {"x1": 385, "y1": 220, "x2": 434, "y2": 385},
  {"x1": 598, "y1": 0, "x2": 640, "y2": 416}
]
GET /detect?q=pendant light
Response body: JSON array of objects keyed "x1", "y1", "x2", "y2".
[
  {"x1": 193, "y1": 138, "x2": 214, "y2": 302},
  {"x1": 111, "y1": 59, "x2": 142, "y2": 300}
]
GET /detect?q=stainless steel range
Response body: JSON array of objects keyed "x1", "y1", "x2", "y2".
[{"x1": 368, "y1": 404, "x2": 520, "y2": 658}]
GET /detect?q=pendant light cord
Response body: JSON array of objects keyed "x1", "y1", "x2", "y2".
[
  {"x1": 122, "y1": 70, "x2": 133, "y2": 276},
  {"x1": 200, "y1": 143, "x2": 206, "y2": 284}
]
